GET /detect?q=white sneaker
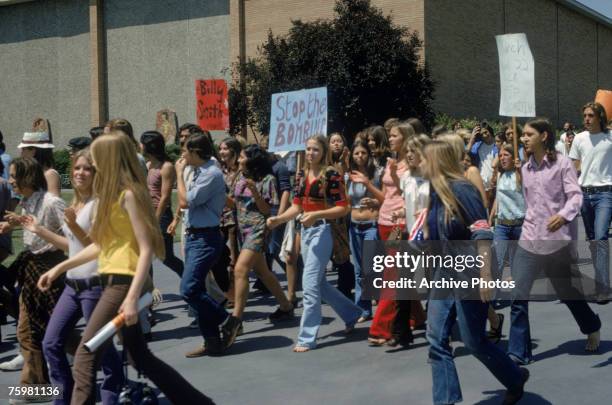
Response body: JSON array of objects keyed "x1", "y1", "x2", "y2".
[{"x1": 0, "y1": 353, "x2": 24, "y2": 371}]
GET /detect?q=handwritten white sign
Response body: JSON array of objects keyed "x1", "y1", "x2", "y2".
[
  {"x1": 496, "y1": 33, "x2": 535, "y2": 117},
  {"x1": 268, "y1": 87, "x2": 327, "y2": 152}
]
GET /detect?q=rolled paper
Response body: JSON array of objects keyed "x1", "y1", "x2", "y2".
[{"x1": 84, "y1": 292, "x2": 153, "y2": 352}]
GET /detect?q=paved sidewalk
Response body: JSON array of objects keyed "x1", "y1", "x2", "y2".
[{"x1": 0, "y1": 243, "x2": 610, "y2": 404}]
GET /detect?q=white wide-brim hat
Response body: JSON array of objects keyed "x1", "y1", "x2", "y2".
[{"x1": 17, "y1": 132, "x2": 54, "y2": 149}]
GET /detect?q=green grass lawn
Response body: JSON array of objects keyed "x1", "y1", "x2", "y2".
[{"x1": 6, "y1": 190, "x2": 179, "y2": 265}]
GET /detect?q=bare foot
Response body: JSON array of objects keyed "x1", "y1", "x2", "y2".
[
  {"x1": 368, "y1": 337, "x2": 388, "y2": 346},
  {"x1": 585, "y1": 330, "x2": 600, "y2": 352},
  {"x1": 293, "y1": 345, "x2": 310, "y2": 353}
]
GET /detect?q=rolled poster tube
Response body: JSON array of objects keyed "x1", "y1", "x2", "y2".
[{"x1": 84, "y1": 292, "x2": 153, "y2": 352}]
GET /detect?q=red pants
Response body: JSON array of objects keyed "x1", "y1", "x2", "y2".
[{"x1": 369, "y1": 224, "x2": 425, "y2": 340}]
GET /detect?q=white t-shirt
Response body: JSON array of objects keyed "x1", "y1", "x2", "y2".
[
  {"x1": 399, "y1": 172, "x2": 429, "y2": 233},
  {"x1": 568, "y1": 131, "x2": 612, "y2": 187},
  {"x1": 63, "y1": 199, "x2": 98, "y2": 279},
  {"x1": 478, "y1": 142, "x2": 496, "y2": 190},
  {"x1": 555, "y1": 140, "x2": 570, "y2": 157}
]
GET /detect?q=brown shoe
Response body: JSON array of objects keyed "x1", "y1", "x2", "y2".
[{"x1": 185, "y1": 345, "x2": 207, "y2": 358}]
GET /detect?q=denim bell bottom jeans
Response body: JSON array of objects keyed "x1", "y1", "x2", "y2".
[{"x1": 297, "y1": 223, "x2": 362, "y2": 349}]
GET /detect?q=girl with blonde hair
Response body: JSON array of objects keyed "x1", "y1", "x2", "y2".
[
  {"x1": 368, "y1": 121, "x2": 416, "y2": 345},
  {"x1": 39, "y1": 133, "x2": 213, "y2": 404},
  {"x1": 420, "y1": 140, "x2": 529, "y2": 405},
  {"x1": 267, "y1": 134, "x2": 362, "y2": 352},
  {"x1": 25, "y1": 149, "x2": 123, "y2": 404}
]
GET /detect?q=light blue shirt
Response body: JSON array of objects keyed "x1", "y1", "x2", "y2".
[
  {"x1": 1, "y1": 152, "x2": 11, "y2": 181},
  {"x1": 186, "y1": 160, "x2": 226, "y2": 228},
  {"x1": 497, "y1": 171, "x2": 526, "y2": 221}
]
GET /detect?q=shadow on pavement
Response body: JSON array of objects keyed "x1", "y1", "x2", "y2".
[
  {"x1": 533, "y1": 339, "x2": 612, "y2": 362},
  {"x1": 225, "y1": 335, "x2": 294, "y2": 355},
  {"x1": 476, "y1": 390, "x2": 553, "y2": 404}
]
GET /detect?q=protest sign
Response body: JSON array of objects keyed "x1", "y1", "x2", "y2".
[
  {"x1": 268, "y1": 87, "x2": 327, "y2": 152},
  {"x1": 156, "y1": 109, "x2": 178, "y2": 144},
  {"x1": 195, "y1": 79, "x2": 229, "y2": 131},
  {"x1": 595, "y1": 89, "x2": 612, "y2": 120},
  {"x1": 496, "y1": 33, "x2": 535, "y2": 117}
]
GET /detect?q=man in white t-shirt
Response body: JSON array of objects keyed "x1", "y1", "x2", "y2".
[{"x1": 569, "y1": 102, "x2": 612, "y2": 302}]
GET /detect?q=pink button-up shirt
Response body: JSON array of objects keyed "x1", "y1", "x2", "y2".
[{"x1": 519, "y1": 153, "x2": 582, "y2": 255}]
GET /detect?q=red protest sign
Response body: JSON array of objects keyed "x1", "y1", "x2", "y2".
[{"x1": 195, "y1": 79, "x2": 229, "y2": 131}]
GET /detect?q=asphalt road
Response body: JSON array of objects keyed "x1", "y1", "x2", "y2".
[{"x1": 0, "y1": 237, "x2": 610, "y2": 405}]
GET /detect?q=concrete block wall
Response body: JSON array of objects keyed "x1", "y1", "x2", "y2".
[
  {"x1": 0, "y1": 0, "x2": 90, "y2": 154},
  {"x1": 104, "y1": 0, "x2": 230, "y2": 142}
]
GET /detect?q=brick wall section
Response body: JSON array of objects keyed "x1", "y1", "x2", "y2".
[
  {"x1": 427, "y1": 0, "x2": 611, "y2": 125},
  {"x1": 425, "y1": 0, "x2": 505, "y2": 120},
  {"x1": 506, "y1": 0, "x2": 558, "y2": 122},
  {"x1": 230, "y1": 0, "x2": 424, "y2": 65},
  {"x1": 598, "y1": 25, "x2": 612, "y2": 92},
  {"x1": 558, "y1": 5, "x2": 598, "y2": 124}
]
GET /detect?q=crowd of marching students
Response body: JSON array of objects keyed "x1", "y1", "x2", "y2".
[{"x1": 0, "y1": 101, "x2": 609, "y2": 404}]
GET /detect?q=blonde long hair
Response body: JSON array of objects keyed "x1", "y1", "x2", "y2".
[
  {"x1": 70, "y1": 149, "x2": 95, "y2": 207},
  {"x1": 90, "y1": 133, "x2": 165, "y2": 259},
  {"x1": 422, "y1": 140, "x2": 467, "y2": 224}
]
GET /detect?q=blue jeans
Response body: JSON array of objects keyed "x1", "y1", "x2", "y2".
[
  {"x1": 493, "y1": 224, "x2": 522, "y2": 280},
  {"x1": 266, "y1": 220, "x2": 286, "y2": 271},
  {"x1": 427, "y1": 290, "x2": 523, "y2": 404},
  {"x1": 181, "y1": 229, "x2": 228, "y2": 339},
  {"x1": 43, "y1": 284, "x2": 122, "y2": 405},
  {"x1": 508, "y1": 245, "x2": 601, "y2": 364},
  {"x1": 349, "y1": 221, "x2": 378, "y2": 318},
  {"x1": 159, "y1": 208, "x2": 184, "y2": 278},
  {"x1": 581, "y1": 191, "x2": 612, "y2": 294},
  {"x1": 297, "y1": 223, "x2": 362, "y2": 348}
]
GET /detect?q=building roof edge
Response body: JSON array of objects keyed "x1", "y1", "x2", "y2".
[{"x1": 557, "y1": 0, "x2": 612, "y2": 29}]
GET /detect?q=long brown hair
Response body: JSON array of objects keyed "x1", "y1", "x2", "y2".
[
  {"x1": 422, "y1": 140, "x2": 467, "y2": 224},
  {"x1": 583, "y1": 102, "x2": 609, "y2": 133},
  {"x1": 524, "y1": 118, "x2": 558, "y2": 162},
  {"x1": 90, "y1": 132, "x2": 164, "y2": 259}
]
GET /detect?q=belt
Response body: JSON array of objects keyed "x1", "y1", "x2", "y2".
[
  {"x1": 498, "y1": 218, "x2": 524, "y2": 227},
  {"x1": 185, "y1": 226, "x2": 220, "y2": 234},
  {"x1": 351, "y1": 221, "x2": 377, "y2": 231},
  {"x1": 65, "y1": 276, "x2": 102, "y2": 293},
  {"x1": 303, "y1": 219, "x2": 328, "y2": 228},
  {"x1": 99, "y1": 274, "x2": 133, "y2": 287},
  {"x1": 581, "y1": 185, "x2": 612, "y2": 194}
]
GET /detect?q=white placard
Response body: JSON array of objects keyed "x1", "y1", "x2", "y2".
[
  {"x1": 496, "y1": 33, "x2": 536, "y2": 117},
  {"x1": 268, "y1": 87, "x2": 327, "y2": 152}
]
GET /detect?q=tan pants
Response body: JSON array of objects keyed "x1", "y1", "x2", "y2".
[
  {"x1": 71, "y1": 283, "x2": 212, "y2": 405},
  {"x1": 17, "y1": 294, "x2": 49, "y2": 384}
]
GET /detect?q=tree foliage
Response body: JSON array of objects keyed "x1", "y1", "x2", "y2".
[{"x1": 229, "y1": 0, "x2": 435, "y2": 140}]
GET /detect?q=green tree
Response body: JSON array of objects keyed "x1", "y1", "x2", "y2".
[{"x1": 229, "y1": 0, "x2": 435, "y2": 139}]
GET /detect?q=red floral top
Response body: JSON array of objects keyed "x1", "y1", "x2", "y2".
[{"x1": 292, "y1": 168, "x2": 348, "y2": 212}]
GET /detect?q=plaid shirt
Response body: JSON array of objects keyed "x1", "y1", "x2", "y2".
[{"x1": 21, "y1": 190, "x2": 65, "y2": 254}]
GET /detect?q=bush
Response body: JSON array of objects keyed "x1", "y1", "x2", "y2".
[
  {"x1": 229, "y1": 0, "x2": 435, "y2": 140},
  {"x1": 434, "y1": 113, "x2": 505, "y2": 135},
  {"x1": 53, "y1": 149, "x2": 71, "y2": 188},
  {"x1": 165, "y1": 144, "x2": 181, "y2": 163}
]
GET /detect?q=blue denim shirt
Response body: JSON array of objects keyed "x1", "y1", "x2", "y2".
[
  {"x1": 185, "y1": 160, "x2": 226, "y2": 228},
  {"x1": 427, "y1": 180, "x2": 491, "y2": 241}
]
